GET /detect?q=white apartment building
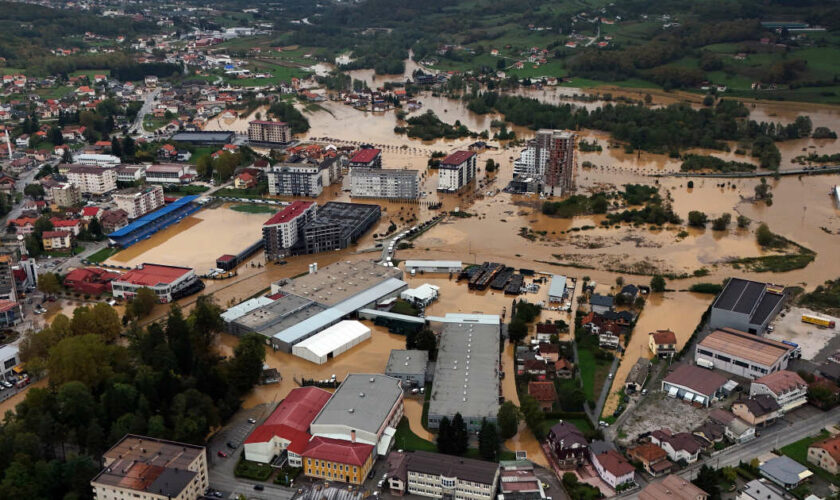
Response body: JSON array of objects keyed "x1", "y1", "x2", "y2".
[
  {"x1": 390, "y1": 451, "x2": 500, "y2": 500},
  {"x1": 350, "y1": 168, "x2": 419, "y2": 199},
  {"x1": 113, "y1": 185, "x2": 165, "y2": 219},
  {"x1": 437, "y1": 151, "x2": 476, "y2": 192},
  {"x1": 262, "y1": 201, "x2": 317, "y2": 260},
  {"x1": 267, "y1": 158, "x2": 338, "y2": 197},
  {"x1": 65, "y1": 165, "x2": 118, "y2": 195}
]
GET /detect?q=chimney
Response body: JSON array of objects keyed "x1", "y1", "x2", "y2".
[{"x1": 351, "y1": 430, "x2": 356, "y2": 443}]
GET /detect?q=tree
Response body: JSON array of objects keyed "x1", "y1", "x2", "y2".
[
  {"x1": 711, "y1": 213, "x2": 731, "y2": 231},
  {"x1": 485, "y1": 159, "x2": 497, "y2": 172},
  {"x1": 754, "y1": 178, "x2": 773, "y2": 205},
  {"x1": 687, "y1": 211, "x2": 708, "y2": 227},
  {"x1": 23, "y1": 183, "x2": 45, "y2": 199},
  {"x1": 47, "y1": 334, "x2": 118, "y2": 387},
  {"x1": 110, "y1": 136, "x2": 122, "y2": 158},
  {"x1": 227, "y1": 332, "x2": 266, "y2": 395},
  {"x1": 692, "y1": 465, "x2": 722, "y2": 500},
  {"x1": 62, "y1": 148, "x2": 74, "y2": 163},
  {"x1": 737, "y1": 215, "x2": 750, "y2": 228},
  {"x1": 508, "y1": 318, "x2": 527, "y2": 343},
  {"x1": 650, "y1": 275, "x2": 666, "y2": 293},
  {"x1": 437, "y1": 416, "x2": 452, "y2": 454},
  {"x1": 90, "y1": 303, "x2": 122, "y2": 342},
  {"x1": 127, "y1": 287, "x2": 157, "y2": 319},
  {"x1": 756, "y1": 223, "x2": 775, "y2": 247},
  {"x1": 166, "y1": 305, "x2": 193, "y2": 375},
  {"x1": 121, "y1": 135, "x2": 135, "y2": 158},
  {"x1": 87, "y1": 217, "x2": 103, "y2": 240},
  {"x1": 37, "y1": 272, "x2": 62, "y2": 296},
  {"x1": 450, "y1": 413, "x2": 468, "y2": 455},
  {"x1": 478, "y1": 419, "x2": 499, "y2": 460},
  {"x1": 519, "y1": 394, "x2": 545, "y2": 438},
  {"x1": 413, "y1": 329, "x2": 438, "y2": 360},
  {"x1": 497, "y1": 401, "x2": 520, "y2": 439}
]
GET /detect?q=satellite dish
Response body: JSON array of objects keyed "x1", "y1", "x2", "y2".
[{"x1": 16, "y1": 235, "x2": 23, "y2": 241}]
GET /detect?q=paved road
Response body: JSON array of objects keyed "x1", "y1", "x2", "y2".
[
  {"x1": 128, "y1": 88, "x2": 162, "y2": 135},
  {"x1": 655, "y1": 165, "x2": 840, "y2": 178}
]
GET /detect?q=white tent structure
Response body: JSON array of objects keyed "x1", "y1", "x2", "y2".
[{"x1": 292, "y1": 320, "x2": 372, "y2": 364}]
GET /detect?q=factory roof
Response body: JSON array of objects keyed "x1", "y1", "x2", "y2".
[
  {"x1": 234, "y1": 293, "x2": 323, "y2": 332},
  {"x1": 428, "y1": 318, "x2": 500, "y2": 421},
  {"x1": 385, "y1": 349, "x2": 429, "y2": 375},
  {"x1": 404, "y1": 260, "x2": 462, "y2": 270},
  {"x1": 292, "y1": 320, "x2": 371, "y2": 359},
  {"x1": 273, "y1": 260, "x2": 402, "y2": 307},
  {"x1": 698, "y1": 328, "x2": 793, "y2": 367},
  {"x1": 404, "y1": 450, "x2": 499, "y2": 485},
  {"x1": 220, "y1": 296, "x2": 275, "y2": 323},
  {"x1": 712, "y1": 277, "x2": 785, "y2": 325},
  {"x1": 425, "y1": 313, "x2": 500, "y2": 325},
  {"x1": 549, "y1": 274, "x2": 567, "y2": 297},
  {"x1": 113, "y1": 263, "x2": 192, "y2": 287},
  {"x1": 311, "y1": 374, "x2": 402, "y2": 437}
]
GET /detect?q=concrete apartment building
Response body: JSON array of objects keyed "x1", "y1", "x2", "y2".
[
  {"x1": 0, "y1": 255, "x2": 17, "y2": 303},
  {"x1": 262, "y1": 201, "x2": 317, "y2": 260},
  {"x1": 113, "y1": 185, "x2": 165, "y2": 219},
  {"x1": 513, "y1": 129, "x2": 576, "y2": 195},
  {"x1": 65, "y1": 165, "x2": 117, "y2": 195},
  {"x1": 42, "y1": 230, "x2": 73, "y2": 252},
  {"x1": 300, "y1": 202, "x2": 380, "y2": 254},
  {"x1": 350, "y1": 168, "x2": 419, "y2": 199},
  {"x1": 387, "y1": 450, "x2": 500, "y2": 500},
  {"x1": 348, "y1": 148, "x2": 382, "y2": 169},
  {"x1": 695, "y1": 328, "x2": 796, "y2": 378},
  {"x1": 50, "y1": 183, "x2": 81, "y2": 208},
  {"x1": 90, "y1": 434, "x2": 208, "y2": 500},
  {"x1": 437, "y1": 151, "x2": 476, "y2": 192},
  {"x1": 709, "y1": 278, "x2": 786, "y2": 334},
  {"x1": 248, "y1": 120, "x2": 292, "y2": 145},
  {"x1": 427, "y1": 314, "x2": 501, "y2": 431},
  {"x1": 267, "y1": 157, "x2": 340, "y2": 197}
]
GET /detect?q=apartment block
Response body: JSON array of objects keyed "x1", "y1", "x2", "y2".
[
  {"x1": 262, "y1": 201, "x2": 317, "y2": 260},
  {"x1": 113, "y1": 185, "x2": 165, "y2": 219},
  {"x1": 50, "y1": 183, "x2": 82, "y2": 208},
  {"x1": 248, "y1": 120, "x2": 292, "y2": 145},
  {"x1": 267, "y1": 157, "x2": 339, "y2": 197},
  {"x1": 65, "y1": 165, "x2": 118, "y2": 195},
  {"x1": 437, "y1": 151, "x2": 476, "y2": 192},
  {"x1": 350, "y1": 168, "x2": 419, "y2": 199}
]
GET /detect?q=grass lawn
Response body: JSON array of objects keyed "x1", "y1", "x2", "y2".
[
  {"x1": 163, "y1": 185, "x2": 210, "y2": 196},
  {"x1": 559, "y1": 77, "x2": 660, "y2": 89},
  {"x1": 35, "y1": 86, "x2": 74, "y2": 99},
  {"x1": 508, "y1": 61, "x2": 568, "y2": 79},
  {"x1": 86, "y1": 247, "x2": 119, "y2": 263},
  {"x1": 577, "y1": 347, "x2": 613, "y2": 402},
  {"x1": 780, "y1": 431, "x2": 840, "y2": 485},
  {"x1": 143, "y1": 116, "x2": 170, "y2": 132},
  {"x1": 393, "y1": 418, "x2": 437, "y2": 452},
  {"x1": 215, "y1": 187, "x2": 269, "y2": 199},
  {"x1": 230, "y1": 204, "x2": 276, "y2": 214},
  {"x1": 189, "y1": 146, "x2": 215, "y2": 164}
]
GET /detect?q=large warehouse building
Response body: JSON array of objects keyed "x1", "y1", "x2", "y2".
[
  {"x1": 696, "y1": 328, "x2": 796, "y2": 378},
  {"x1": 292, "y1": 320, "x2": 372, "y2": 364},
  {"x1": 310, "y1": 373, "x2": 404, "y2": 454},
  {"x1": 427, "y1": 314, "x2": 501, "y2": 432},
  {"x1": 709, "y1": 278, "x2": 786, "y2": 334},
  {"x1": 404, "y1": 260, "x2": 462, "y2": 274},
  {"x1": 227, "y1": 260, "x2": 405, "y2": 352}
]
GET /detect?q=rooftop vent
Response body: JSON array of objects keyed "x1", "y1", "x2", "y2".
[
  {"x1": 359, "y1": 392, "x2": 365, "y2": 398},
  {"x1": 348, "y1": 408, "x2": 355, "y2": 413}
]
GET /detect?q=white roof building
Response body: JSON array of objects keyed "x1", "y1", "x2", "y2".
[
  {"x1": 400, "y1": 284, "x2": 439, "y2": 306},
  {"x1": 292, "y1": 320, "x2": 372, "y2": 364},
  {"x1": 221, "y1": 296, "x2": 275, "y2": 323}
]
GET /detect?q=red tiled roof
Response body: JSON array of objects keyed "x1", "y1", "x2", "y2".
[
  {"x1": 349, "y1": 148, "x2": 381, "y2": 164},
  {"x1": 42, "y1": 230, "x2": 70, "y2": 238},
  {"x1": 595, "y1": 449, "x2": 635, "y2": 477},
  {"x1": 528, "y1": 381, "x2": 556, "y2": 402},
  {"x1": 811, "y1": 436, "x2": 840, "y2": 464},
  {"x1": 302, "y1": 436, "x2": 373, "y2": 467},
  {"x1": 7, "y1": 217, "x2": 37, "y2": 227},
  {"x1": 81, "y1": 206, "x2": 101, "y2": 216},
  {"x1": 753, "y1": 370, "x2": 807, "y2": 396},
  {"x1": 651, "y1": 330, "x2": 677, "y2": 345},
  {"x1": 0, "y1": 300, "x2": 18, "y2": 314},
  {"x1": 64, "y1": 267, "x2": 120, "y2": 284},
  {"x1": 244, "y1": 387, "x2": 331, "y2": 454},
  {"x1": 629, "y1": 442, "x2": 667, "y2": 463},
  {"x1": 441, "y1": 150, "x2": 475, "y2": 166},
  {"x1": 50, "y1": 218, "x2": 81, "y2": 227},
  {"x1": 115, "y1": 264, "x2": 192, "y2": 286},
  {"x1": 217, "y1": 254, "x2": 235, "y2": 262},
  {"x1": 264, "y1": 201, "x2": 314, "y2": 226}
]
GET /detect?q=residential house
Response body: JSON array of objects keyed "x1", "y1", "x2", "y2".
[
  {"x1": 628, "y1": 443, "x2": 673, "y2": 477},
  {"x1": 731, "y1": 395, "x2": 780, "y2": 427},
  {"x1": 737, "y1": 479, "x2": 788, "y2": 500},
  {"x1": 523, "y1": 358, "x2": 552, "y2": 379},
  {"x1": 650, "y1": 429, "x2": 704, "y2": 464},
  {"x1": 708, "y1": 409, "x2": 755, "y2": 443},
  {"x1": 649, "y1": 330, "x2": 677, "y2": 358},
  {"x1": 759, "y1": 456, "x2": 812, "y2": 489},
  {"x1": 546, "y1": 421, "x2": 588, "y2": 468},
  {"x1": 42, "y1": 231, "x2": 73, "y2": 252},
  {"x1": 63, "y1": 267, "x2": 120, "y2": 295},
  {"x1": 625, "y1": 358, "x2": 650, "y2": 393},
  {"x1": 234, "y1": 172, "x2": 257, "y2": 189},
  {"x1": 620, "y1": 284, "x2": 639, "y2": 301},
  {"x1": 535, "y1": 323, "x2": 558, "y2": 341},
  {"x1": 592, "y1": 449, "x2": 635, "y2": 490},
  {"x1": 528, "y1": 381, "x2": 556, "y2": 411},
  {"x1": 99, "y1": 209, "x2": 129, "y2": 233},
  {"x1": 50, "y1": 218, "x2": 81, "y2": 236},
  {"x1": 538, "y1": 343, "x2": 559, "y2": 362},
  {"x1": 807, "y1": 435, "x2": 840, "y2": 475},
  {"x1": 590, "y1": 293, "x2": 614, "y2": 314},
  {"x1": 555, "y1": 358, "x2": 573, "y2": 379},
  {"x1": 749, "y1": 371, "x2": 808, "y2": 414},
  {"x1": 639, "y1": 474, "x2": 708, "y2": 500}
]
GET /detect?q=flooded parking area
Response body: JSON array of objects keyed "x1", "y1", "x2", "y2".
[
  {"x1": 107, "y1": 205, "x2": 269, "y2": 272},
  {"x1": 768, "y1": 306, "x2": 840, "y2": 361}
]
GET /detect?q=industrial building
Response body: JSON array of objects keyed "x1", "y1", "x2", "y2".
[
  {"x1": 695, "y1": 328, "x2": 796, "y2": 378},
  {"x1": 548, "y1": 274, "x2": 567, "y2": 303},
  {"x1": 385, "y1": 349, "x2": 428, "y2": 387},
  {"x1": 427, "y1": 314, "x2": 501, "y2": 432},
  {"x1": 90, "y1": 435, "x2": 209, "y2": 500},
  {"x1": 229, "y1": 260, "x2": 406, "y2": 351},
  {"x1": 145, "y1": 164, "x2": 193, "y2": 184},
  {"x1": 709, "y1": 278, "x2": 786, "y2": 334},
  {"x1": 108, "y1": 196, "x2": 203, "y2": 248},
  {"x1": 348, "y1": 148, "x2": 382, "y2": 169},
  {"x1": 300, "y1": 202, "x2": 381, "y2": 254},
  {"x1": 110, "y1": 263, "x2": 204, "y2": 303},
  {"x1": 292, "y1": 320, "x2": 372, "y2": 364},
  {"x1": 262, "y1": 201, "x2": 317, "y2": 260},
  {"x1": 661, "y1": 363, "x2": 728, "y2": 407},
  {"x1": 350, "y1": 168, "x2": 419, "y2": 199},
  {"x1": 170, "y1": 131, "x2": 234, "y2": 145},
  {"x1": 243, "y1": 386, "x2": 332, "y2": 466},
  {"x1": 113, "y1": 185, "x2": 165, "y2": 219},
  {"x1": 404, "y1": 260, "x2": 462, "y2": 274},
  {"x1": 400, "y1": 284, "x2": 439, "y2": 308},
  {"x1": 267, "y1": 156, "x2": 340, "y2": 197},
  {"x1": 248, "y1": 120, "x2": 291, "y2": 145},
  {"x1": 437, "y1": 151, "x2": 476, "y2": 192},
  {"x1": 0, "y1": 345, "x2": 20, "y2": 378},
  {"x1": 310, "y1": 373, "x2": 404, "y2": 454}
]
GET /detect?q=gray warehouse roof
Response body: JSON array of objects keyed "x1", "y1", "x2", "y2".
[
  {"x1": 549, "y1": 275, "x2": 567, "y2": 298},
  {"x1": 429, "y1": 318, "x2": 500, "y2": 423},
  {"x1": 311, "y1": 374, "x2": 402, "y2": 435},
  {"x1": 759, "y1": 456, "x2": 812, "y2": 486},
  {"x1": 386, "y1": 350, "x2": 429, "y2": 375},
  {"x1": 272, "y1": 277, "x2": 407, "y2": 345},
  {"x1": 712, "y1": 278, "x2": 785, "y2": 325}
]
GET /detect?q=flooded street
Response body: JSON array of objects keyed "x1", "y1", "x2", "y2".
[{"x1": 0, "y1": 378, "x2": 48, "y2": 417}]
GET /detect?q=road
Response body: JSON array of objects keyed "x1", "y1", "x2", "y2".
[
  {"x1": 128, "y1": 88, "x2": 162, "y2": 135},
  {"x1": 3, "y1": 163, "x2": 48, "y2": 223}
]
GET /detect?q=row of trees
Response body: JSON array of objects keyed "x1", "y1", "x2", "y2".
[{"x1": 5, "y1": 297, "x2": 265, "y2": 498}]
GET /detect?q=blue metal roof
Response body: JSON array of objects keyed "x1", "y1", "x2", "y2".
[{"x1": 108, "y1": 195, "x2": 199, "y2": 238}]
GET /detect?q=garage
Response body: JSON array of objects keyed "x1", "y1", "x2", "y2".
[{"x1": 292, "y1": 320, "x2": 372, "y2": 365}]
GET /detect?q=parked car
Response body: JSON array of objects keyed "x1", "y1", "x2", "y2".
[
  {"x1": 247, "y1": 418, "x2": 257, "y2": 424},
  {"x1": 253, "y1": 485, "x2": 264, "y2": 491},
  {"x1": 217, "y1": 451, "x2": 227, "y2": 458}
]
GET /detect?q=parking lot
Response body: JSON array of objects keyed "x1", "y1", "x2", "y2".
[{"x1": 768, "y1": 306, "x2": 840, "y2": 361}]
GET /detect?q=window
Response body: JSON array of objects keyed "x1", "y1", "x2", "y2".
[
  {"x1": 715, "y1": 354, "x2": 731, "y2": 363},
  {"x1": 697, "y1": 349, "x2": 713, "y2": 357},
  {"x1": 734, "y1": 360, "x2": 749, "y2": 368}
]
